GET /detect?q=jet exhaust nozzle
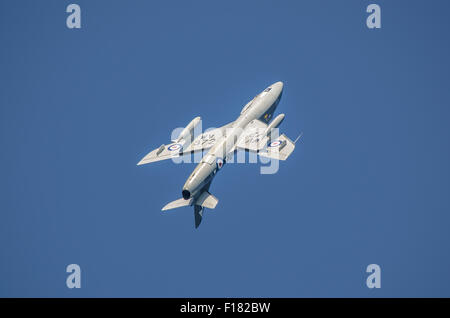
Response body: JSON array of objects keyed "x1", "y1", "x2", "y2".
[{"x1": 182, "y1": 190, "x2": 191, "y2": 200}]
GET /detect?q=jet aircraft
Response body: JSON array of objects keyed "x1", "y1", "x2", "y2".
[{"x1": 138, "y1": 82, "x2": 298, "y2": 227}]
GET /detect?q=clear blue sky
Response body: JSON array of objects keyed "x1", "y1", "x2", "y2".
[{"x1": 1, "y1": 0, "x2": 450, "y2": 297}]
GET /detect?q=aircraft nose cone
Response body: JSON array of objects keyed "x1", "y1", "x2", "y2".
[{"x1": 273, "y1": 81, "x2": 284, "y2": 91}]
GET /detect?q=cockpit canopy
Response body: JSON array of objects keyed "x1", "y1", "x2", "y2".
[
  {"x1": 240, "y1": 100, "x2": 253, "y2": 114},
  {"x1": 241, "y1": 86, "x2": 272, "y2": 114}
]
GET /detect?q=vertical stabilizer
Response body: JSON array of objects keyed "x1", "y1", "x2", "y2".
[{"x1": 194, "y1": 205, "x2": 204, "y2": 228}]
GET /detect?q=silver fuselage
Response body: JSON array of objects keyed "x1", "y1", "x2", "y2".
[{"x1": 182, "y1": 82, "x2": 284, "y2": 200}]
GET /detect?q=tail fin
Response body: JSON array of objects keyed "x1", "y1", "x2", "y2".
[
  {"x1": 194, "y1": 205, "x2": 203, "y2": 228},
  {"x1": 193, "y1": 192, "x2": 218, "y2": 228}
]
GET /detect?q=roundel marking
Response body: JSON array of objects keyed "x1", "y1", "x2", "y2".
[
  {"x1": 168, "y1": 144, "x2": 182, "y2": 151},
  {"x1": 269, "y1": 140, "x2": 282, "y2": 147},
  {"x1": 216, "y1": 157, "x2": 224, "y2": 170}
]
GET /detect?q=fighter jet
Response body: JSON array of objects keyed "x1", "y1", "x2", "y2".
[{"x1": 138, "y1": 82, "x2": 298, "y2": 227}]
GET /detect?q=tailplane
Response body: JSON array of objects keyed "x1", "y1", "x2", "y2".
[
  {"x1": 161, "y1": 191, "x2": 219, "y2": 228},
  {"x1": 195, "y1": 191, "x2": 218, "y2": 209},
  {"x1": 162, "y1": 197, "x2": 193, "y2": 211}
]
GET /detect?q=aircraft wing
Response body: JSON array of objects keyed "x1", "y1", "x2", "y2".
[
  {"x1": 234, "y1": 119, "x2": 268, "y2": 152},
  {"x1": 235, "y1": 119, "x2": 296, "y2": 161},
  {"x1": 137, "y1": 142, "x2": 184, "y2": 165},
  {"x1": 257, "y1": 134, "x2": 296, "y2": 161},
  {"x1": 182, "y1": 122, "x2": 233, "y2": 153},
  {"x1": 137, "y1": 122, "x2": 233, "y2": 166}
]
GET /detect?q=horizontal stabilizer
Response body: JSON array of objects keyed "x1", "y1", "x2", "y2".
[
  {"x1": 162, "y1": 197, "x2": 193, "y2": 211},
  {"x1": 195, "y1": 191, "x2": 219, "y2": 209},
  {"x1": 161, "y1": 191, "x2": 218, "y2": 212}
]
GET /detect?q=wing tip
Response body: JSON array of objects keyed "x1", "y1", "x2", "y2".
[{"x1": 137, "y1": 159, "x2": 148, "y2": 166}]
